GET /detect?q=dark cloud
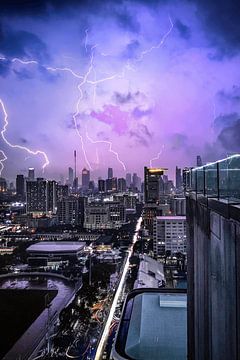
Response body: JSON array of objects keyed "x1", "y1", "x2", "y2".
[
  {"x1": 217, "y1": 86, "x2": 240, "y2": 104},
  {"x1": 0, "y1": 58, "x2": 10, "y2": 77},
  {"x1": 214, "y1": 112, "x2": 239, "y2": 131},
  {"x1": 122, "y1": 40, "x2": 140, "y2": 59},
  {"x1": 113, "y1": 91, "x2": 140, "y2": 104},
  {"x1": 116, "y1": 10, "x2": 140, "y2": 33},
  {"x1": 13, "y1": 68, "x2": 34, "y2": 80},
  {"x1": 217, "y1": 119, "x2": 240, "y2": 152},
  {"x1": 194, "y1": 0, "x2": 240, "y2": 56},
  {"x1": 129, "y1": 124, "x2": 152, "y2": 147},
  {"x1": 175, "y1": 19, "x2": 191, "y2": 40},
  {"x1": 65, "y1": 117, "x2": 80, "y2": 130},
  {"x1": 20, "y1": 137, "x2": 28, "y2": 144},
  {"x1": 170, "y1": 133, "x2": 188, "y2": 150},
  {"x1": 132, "y1": 106, "x2": 152, "y2": 118},
  {"x1": 0, "y1": 24, "x2": 49, "y2": 62}
]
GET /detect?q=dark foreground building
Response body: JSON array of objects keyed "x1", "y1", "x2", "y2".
[{"x1": 186, "y1": 155, "x2": 240, "y2": 360}]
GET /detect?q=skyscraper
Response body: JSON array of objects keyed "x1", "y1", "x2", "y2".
[
  {"x1": 108, "y1": 167, "x2": 113, "y2": 179},
  {"x1": 132, "y1": 173, "x2": 138, "y2": 189},
  {"x1": 126, "y1": 173, "x2": 131, "y2": 188},
  {"x1": 111, "y1": 177, "x2": 117, "y2": 192},
  {"x1": 106, "y1": 178, "x2": 112, "y2": 192},
  {"x1": 175, "y1": 166, "x2": 182, "y2": 190},
  {"x1": 196, "y1": 155, "x2": 202, "y2": 167},
  {"x1": 144, "y1": 167, "x2": 166, "y2": 204},
  {"x1": 68, "y1": 167, "x2": 74, "y2": 187},
  {"x1": 28, "y1": 168, "x2": 35, "y2": 180},
  {"x1": 26, "y1": 179, "x2": 57, "y2": 214},
  {"x1": 82, "y1": 168, "x2": 90, "y2": 189},
  {"x1": 118, "y1": 178, "x2": 126, "y2": 192},
  {"x1": 98, "y1": 179, "x2": 105, "y2": 193},
  {"x1": 16, "y1": 174, "x2": 25, "y2": 198}
]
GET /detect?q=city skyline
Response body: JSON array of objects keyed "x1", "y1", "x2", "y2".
[{"x1": 0, "y1": 0, "x2": 240, "y2": 180}]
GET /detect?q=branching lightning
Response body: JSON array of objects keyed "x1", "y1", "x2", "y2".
[
  {"x1": 0, "y1": 99, "x2": 49, "y2": 171},
  {"x1": 0, "y1": 15, "x2": 174, "y2": 175},
  {"x1": 136, "y1": 16, "x2": 173, "y2": 62},
  {"x1": 0, "y1": 150, "x2": 7, "y2": 176},
  {"x1": 85, "y1": 127, "x2": 126, "y2": 171}
]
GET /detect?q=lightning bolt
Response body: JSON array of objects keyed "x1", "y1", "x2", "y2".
[
  {"x1": 85, "y1": 126, "x2": 126, "y2": 171},
  {"x1": 0, "y1": 99, "x2": 49, "y2": 170},
  {"x1": 136, "y1": 16, "x2": 174, "y2": 62},
  {"x1": 150, "y1": 145, "x2": 165, "y2": 167},
  {"x1": 0, "y1": 16, "x2": 174, "y2": 174},
  {"x1": 0, "y1": 150, "x2": 7, "y2": 176}
]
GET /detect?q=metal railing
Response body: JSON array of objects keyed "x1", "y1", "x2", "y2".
[{"x1": 185, "y1": 154, "x2": 240, "y2": 203}]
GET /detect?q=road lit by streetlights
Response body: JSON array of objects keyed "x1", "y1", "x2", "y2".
[{"x1": 95, "y1": 216, "x2": 142, "y2": 359}]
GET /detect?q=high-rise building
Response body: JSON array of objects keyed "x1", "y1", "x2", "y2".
[
  {"x1": 57, "y1": 196, "x2": 84, "y2": 225},
  {"x1": 153, "y1": 215, "x2": 186, "y2": 256},
  {"x1": 82, "y1": 168, "x2": 90, "y2": 189},
  {"x1": 68, "y1": 167, "x2": 74, "y2": 187},
  {"x1": 144, "y1": 167, "x2": 166, "y2": 204},
  {"x1": 196, "y1": 155, "x2": 202, "y2": 167},
  {"x1": 98, "y1": 179, "x2": 105, "y2": 193},
  {"x1": 16, "y1": 174, "x2": 25, "y2": 198},
  {"x1": 28, "y1": 168, "x2": 35, "y2": 180},
  {"x1": 84, "y1": 201, "x2": 126, "y2": 230},
  {"x1": 73, "y1": 177, "x2": 78, "y2": 193},
  {"x1": 89, "y1": 180, "x2": 95, "y2": 192},
  {"x1": 106, "y1": 178, "x2": 112, "y2": 192},
  {"x1": 0, "y1": 178, "x2": 7, "y2": 192},
  {"x1": 186, "y1": 156, "x2": 240, "y2": 360},
  {"x1": 182, "y1": 167, "x2": 191, "y2": 191},
  {"x1": 126, "y1": 173, "x2": 131, "y2": 188},
  {"x1": 118, "y1": 178, "x2": 126, "y2": 192},
  {"x1": 112, "y1": 177, "x2": 117, "y2": 192},
  {"x1": 108, "y1": 167, "x2": 113, "y2": 179},
  {"x1": 175, "y1": 166, "x2": 182, "y2": 190},
  {"x1": 132, "y1": 173, "x2": 138, "y2": 189},
  {"x1": 57, "y1": 184, "x2": 69, "y2": 199},
  {"x1": 26, "y1": 178, "x2": 57, "y2": 214}
]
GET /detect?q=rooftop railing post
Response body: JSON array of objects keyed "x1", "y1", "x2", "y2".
[
  {"x1": 217, "y1": 162, "x2": 220, "y2": 200},
  {"x1": 203, "y1": 167, "x2": 206, "y2": 196}
]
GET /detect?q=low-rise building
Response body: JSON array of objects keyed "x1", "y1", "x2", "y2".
[
  {"x1": 26, "y1": 241, "x2": 86, "y2": 261},
  {"x1": 134, "y1": 255, "x2": 165, "y2": 289}
]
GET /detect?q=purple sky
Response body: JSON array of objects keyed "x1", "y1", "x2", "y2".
[{"x1": 0, "y1": 0, "x2": 240, "y2": 182}]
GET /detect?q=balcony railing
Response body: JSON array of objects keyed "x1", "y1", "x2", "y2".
[{"x1": 185, "y1": 154, "x2": 240, "y2": 203}]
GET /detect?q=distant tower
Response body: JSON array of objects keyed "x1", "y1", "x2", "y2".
[
  {"x1": 73, "y1": 150, "x2": 77, "y2": 192},
  {"x1": 28, "y1": 168, "x2": 35, "y2": 180},
  {"x1": 196, "y1": 155, "x2": 202, "y2": 167},
  {"x1": 74, "y1": 150, "x2": 77, "y2": 180},
  {"x1": 16, "y1": 174, "x2": 25, "y2": 198},
  {"x1": 175, "y1": 166, "x2": 182, "y2": 190},
  {"x1": 68, "y1": 167, "x2": 74, "y2": 187},
  {"x1": 108, "y1": 167, "x2": 113, "y2": 179},
  {"x1": 126, "y1": 173, "x2": 131, "y2": 188},
  {"x1": 82, "y1": 168, "x2": 90, "y2": 189}
]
